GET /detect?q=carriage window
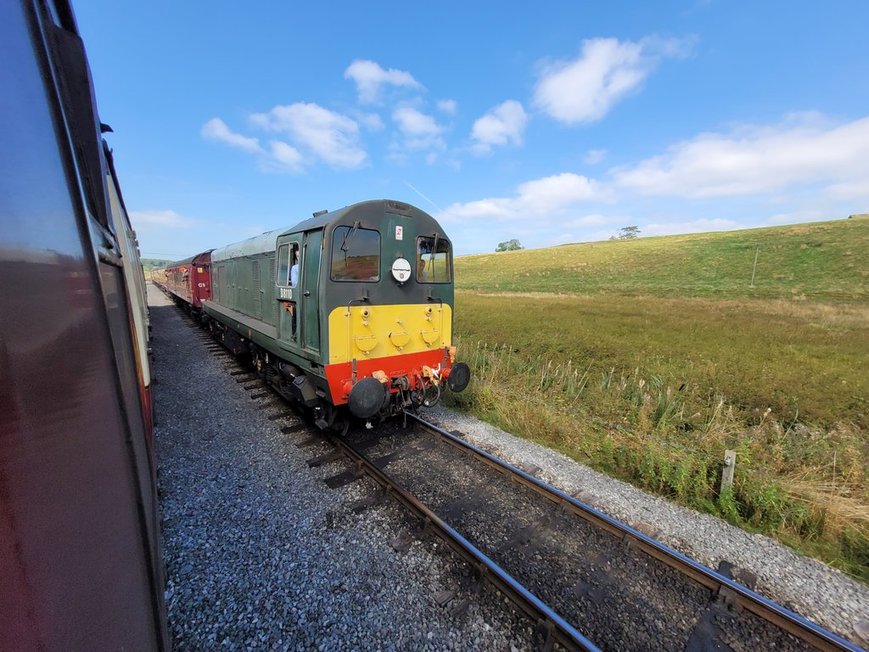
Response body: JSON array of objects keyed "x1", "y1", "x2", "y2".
[
  {"x1": 331, "y1": 225, "x2": 380, "y2": 282},
  {"x1": 417, "y1": 236, "x2": 451, "y2": 283}
]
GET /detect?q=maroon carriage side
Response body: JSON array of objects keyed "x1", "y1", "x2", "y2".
[{"x1": 0, "y1": 0, "x2": 168, "y2": 649}]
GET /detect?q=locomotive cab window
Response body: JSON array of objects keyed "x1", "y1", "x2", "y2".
[
  {"x1": 330, "y1": 224, "x2": 380, "y2": 282},
  {"x1": 417, "y1": 235, "x2": 452, "y2": 283},
  {"x1": 277, "y1": 243, "x2": 300, "y2": 286}
]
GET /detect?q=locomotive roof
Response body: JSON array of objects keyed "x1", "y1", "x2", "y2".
[
  {"x1": 210, "y1": 226, "x2": 292, "y2": 262},
  {"x1": 211, "y1": 199, "x2": 440, "y2": 262}
]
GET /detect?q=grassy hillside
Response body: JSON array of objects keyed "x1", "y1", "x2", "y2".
[
  {"x1": 456, "y1": 217, "x2": 868, "y2": 302},
  {"x1": 450, "y1": 217, "x2": 868, "y2": 579}
]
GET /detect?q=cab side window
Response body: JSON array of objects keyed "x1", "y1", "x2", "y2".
[
  {"x1": 277, "y1": 245, "x2": 290, "y2": 285},
  {"x1": 277, "y1": 243, "x2": 300, "y2": 286}
]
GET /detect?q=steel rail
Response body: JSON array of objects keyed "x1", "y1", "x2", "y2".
[
  {"x1": 323, "y1": 430, "x2": 600, "y2": 652},
  {"x1": 405, "y1": 411, "x2": 862, "y2": 652}
]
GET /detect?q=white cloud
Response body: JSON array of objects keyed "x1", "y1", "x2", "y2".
[
  {"x1": 354, "y1": 111, "x2": 385, "y2": 131},
  {"x1": 202, "y1": 117, "x2": 308, "y2": 173},
  {"x1": 437, "y1": 99, "x2": 458, "y2": 115},
  {"x1": 613, "y1": 115, "x2": 869, "y2": 198},
  {"x1": 392, "y1": 107, "x2": 445, "y2": 151},
  {"x1": 267, "y1": 141, "x2": 304, "y2": 172},
  {"x1": 130, "y1": 210, "x2": 197, "y2": 230},
  {"x1": 344, "y1": 59, "x2": 422, "y2": 103},
  {"x1": 471, "y1": 100, "x2": 528, "y2": 154},
  {"x1": 201, "y1": 118, "x2": 263, "y2": 154},
  {"x1": 251, "y1": 102, "x2": 366, "y2": 169},
  {"x1": 518, "y1": 173, "x2": 601, "y2": 210},
  {"x1": 534, "y1": 36, "x2": 692, "y2": 124},
  {"x1": 392, "y1": 107, "x2": 442, "y2": 137},
  {"x1": 562, "y1": 213, "x2": 621, "y2": 227},
  {"x1": 827, "y1": 179, "x2": 869, "y2": 201},
  {"x1": 641, "y1": 218, "x2": 742, "y2": 237},
  {"x1": 438, "y1": 172, "x2": 601, "y2": 222},
  {"x1": 584, "y1": 148, "x2": 607, "y2": 164}
]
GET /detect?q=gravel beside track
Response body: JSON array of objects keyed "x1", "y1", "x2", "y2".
[
  {"x1": 148, "y1": 286, "x2": 534, "y2": 650},
  {"x1": 425, "y1": 404, "x2": 869, "y2": 648}
]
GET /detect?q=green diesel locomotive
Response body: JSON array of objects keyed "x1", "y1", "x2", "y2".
[{"x1": 201, "y1": 199, "x2": 470, "y2": 429}]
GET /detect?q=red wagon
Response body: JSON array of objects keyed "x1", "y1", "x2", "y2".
[{"x1": 163, "y1": 250, "x2": 213, "y2": 311}]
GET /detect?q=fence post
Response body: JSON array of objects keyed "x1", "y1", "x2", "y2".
[
  {"x1": 750, "y1": 245, "x2": 760, "y2": 287},
  {"x1": 721, "y1": 449, "x2": 736, "y2": 494}
]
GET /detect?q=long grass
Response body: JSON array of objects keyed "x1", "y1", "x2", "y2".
[{"x1": 454, "y1": 293, "x2": 868, "y2": 429}]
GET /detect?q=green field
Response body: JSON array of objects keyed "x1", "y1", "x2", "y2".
[{"x1": 449, "y1": 217, "x2": 868, "y2": 579}]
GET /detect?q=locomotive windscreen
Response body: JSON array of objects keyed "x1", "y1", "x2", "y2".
[
  {"x1": 417, "y1": 235, "x2": 451, "y2": 283},
  {"x1": 331, "y1": 225, "x2": 381, "y2": 281}
]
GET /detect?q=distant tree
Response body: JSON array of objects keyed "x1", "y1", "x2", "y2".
[
  {"x1": 496, "y1": 239, "x2": 524, "y2": 252},
  {"x1": 611, "y1": 226, "x2": 640, "y2": 240}
]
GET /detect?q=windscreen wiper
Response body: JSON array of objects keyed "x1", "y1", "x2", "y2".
[
  {"x1": 340, "y1": 220, "x2": 361, "y2": 253},
  {"x1": 431, "y1": 231, "x2": 439, "y2": 266}
]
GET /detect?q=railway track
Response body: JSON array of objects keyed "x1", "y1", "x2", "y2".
[
  {"x1": 385, "y1": 414, "x2": 863, "y2": 652},
  {"x1": 174, "y1": 300, "x2": 863, "y2": 652}
]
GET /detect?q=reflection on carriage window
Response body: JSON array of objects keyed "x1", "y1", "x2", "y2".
[
  {"x1": 331, "y1": 225, "x2": 380, "y2": 281},
  {"x1": 417, "y1": 235, "x2": 451, "y2": 283}
]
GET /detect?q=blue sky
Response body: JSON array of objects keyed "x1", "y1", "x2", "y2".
[{"x1": 75, "y1": 1, "x2": 869, "y2": 258}]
